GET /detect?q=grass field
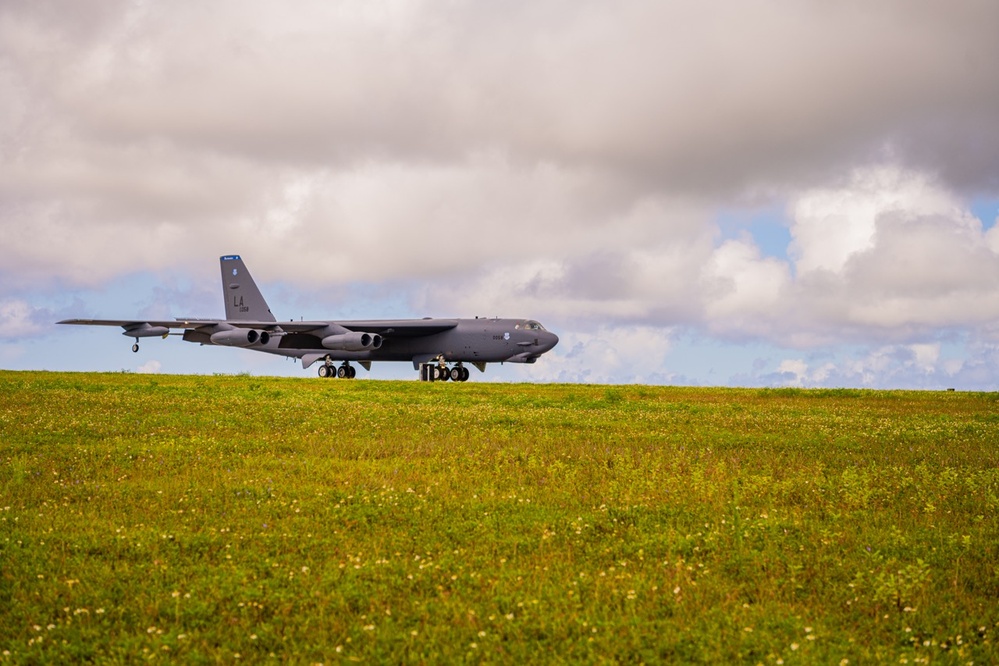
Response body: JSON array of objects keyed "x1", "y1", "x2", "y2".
[{"x1": 1, "y1": 370, "x2": 997, "y2": 663}]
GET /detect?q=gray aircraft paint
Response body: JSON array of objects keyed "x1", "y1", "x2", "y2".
[
  {"x1": 59, "y1": 255, "x2": 558, "y2": 380},
  {"x1": 221, "y1": 255, "x2": 276, "y2": 322}
]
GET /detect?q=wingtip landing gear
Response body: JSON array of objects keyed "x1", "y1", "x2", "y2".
[{"x1": 132, "y1": 340, "x2": 140, "y2": 353}]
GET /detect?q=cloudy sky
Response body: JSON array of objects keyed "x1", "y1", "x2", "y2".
[{"x1": 3, "y1": 0, "x2": 999, "y2": 387}]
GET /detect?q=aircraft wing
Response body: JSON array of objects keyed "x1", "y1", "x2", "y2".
[
  {"x1": 334, "y1": 319, "x2": 459, "y2": 337},
  {"x1": 58, "y1": 318, "x2": 223, "y2": 330},
  {"x1": 274, "y1": 319, "x2": 459, "y2": 337},
  {"x1": 59, "y1": 318, "x2": 460, "y2": 338}
]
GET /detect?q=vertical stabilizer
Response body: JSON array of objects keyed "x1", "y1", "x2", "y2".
[{"x1": 220, "y1": 255, "x2": 276, "y2": 322}]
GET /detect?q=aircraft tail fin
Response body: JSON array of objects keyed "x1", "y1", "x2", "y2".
[{"x1": 220, "y1": 255, "x2": 276, "y2": 322}]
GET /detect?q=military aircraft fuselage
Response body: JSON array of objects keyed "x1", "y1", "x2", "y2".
[
  {"x1": 299, "y1": 318, "x2": 549, "y2": 364},
  {"x1": 180, "y1": 317, "x2": 557, "y2": 366}
]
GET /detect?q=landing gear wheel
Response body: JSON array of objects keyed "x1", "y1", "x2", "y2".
[
  {"x1": 347, "y1": 365, "x2": 356, "y2": 379},
  {"x1": 450, "y1": 367, "x2": 462, "y2": 382},
  {"x1": 460, "y1": 367, "x2": 470, "y2": 382},
  {"x1": 319, "y1": 365, "x2": 332, "y2": 378},
  {"x1": 337, "y1": 366, "x2": 348, "y2": 379},
  {"x1": 438, "y1": 366, "x2": 450, "y2": 381},
  {"x1": 132, "y1": 343, "x2": 140, "y2": 353}
]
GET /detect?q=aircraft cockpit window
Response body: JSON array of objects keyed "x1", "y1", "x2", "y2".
[{"x1": 522, "y1": 321, "x2": 545, "y2": 331}]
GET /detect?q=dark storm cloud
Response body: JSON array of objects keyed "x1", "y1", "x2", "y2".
[{"x1": 6, "y1": 1, "x2": 997, "y2": 190}]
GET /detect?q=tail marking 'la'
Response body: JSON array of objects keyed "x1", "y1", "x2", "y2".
[{"x1": 220, "y1": 255, "x2": 276, "y2": 322}]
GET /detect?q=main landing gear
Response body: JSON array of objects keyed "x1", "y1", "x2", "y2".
[
  {"x1": 447, "y1": 364, "x2": 471, "y2": 382},
  {"x1": 421, "y1": 361, "x2": 470, "y2": 382},
  {"x1": 318, "y1": 360, "x2": 356, "y2": 379}
]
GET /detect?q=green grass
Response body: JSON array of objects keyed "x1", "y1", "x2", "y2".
[{"x1": 1, "y1": 371, "x2": 997, "y2": 663}]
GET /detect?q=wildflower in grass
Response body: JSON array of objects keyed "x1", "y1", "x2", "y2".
[{"x1": 791, "y1": 643, "x2": 799, "y2": 651}]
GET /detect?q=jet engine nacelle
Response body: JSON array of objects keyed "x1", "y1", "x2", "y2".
[
  {"x1": 321, "y1": 332, "x2": 382, "y2": 351},
  {"x1": 210, "y1": 329, "x2": 270, "y2": 347}
]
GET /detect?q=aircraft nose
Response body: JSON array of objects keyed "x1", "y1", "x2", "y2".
[{"x1": 543, "y1": 331, "x2": 559, "y2": 352}]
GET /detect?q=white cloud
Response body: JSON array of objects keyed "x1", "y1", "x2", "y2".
[
  {"x1": 0, "y1": 299, "x2": 46, "y2": 339},
  {"x1": 789, "y1": 166, "x2": 971, "y2": 275},
  {"x1": 748, "y1": 341, "x2": 999, "y2": 390},
  {"x1": 774, "y1": 359, "x2": 809, "y2": 387},
  {"x1": 702, "y1": 237, "x2": 790, "y2": 337},
  {"x1": 136, "y1": 359, "x2": 162, "y2": 374},
  {"x1": 783, "y1": 167, "x2": 999, "y2": 341},
  {"x1": 530, "y1": 325, "x2": 676, "y2": 384}
]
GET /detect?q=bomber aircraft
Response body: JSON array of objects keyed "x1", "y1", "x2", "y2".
[{"x1": 59, "y1": 255, "x2": 559, "y2": 381}]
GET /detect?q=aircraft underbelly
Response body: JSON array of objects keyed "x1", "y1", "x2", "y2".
[{"x1": 249, "y1": 328, "x2": 519, "y2": 363}]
